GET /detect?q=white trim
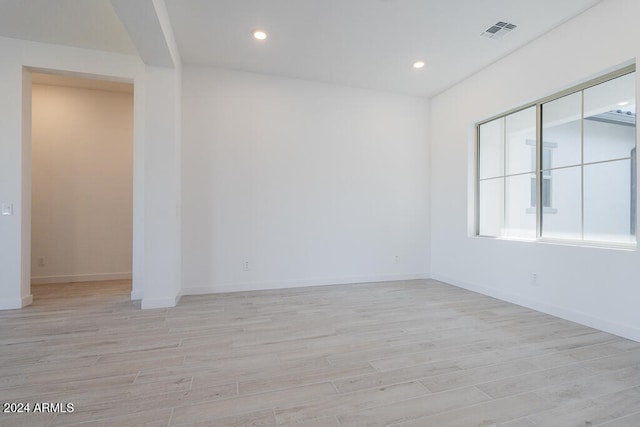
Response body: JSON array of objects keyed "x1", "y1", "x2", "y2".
[
  {"x1": 141, "y1": 292, "x2": 181, "y2": 309},
  {"x1": 473, "y1": 235, "x2": 636, "y2": 251},
  {"x1": 22, "y1": 294, "x2": 33, "y2": 307},
  {"x1": 431, "y1": 273, "x2": 640, "y2": 343},
  {"x1": 182, "y1": 273, "x2": 430, "y2": 296},
  {"x1": 31, "y1": 272, "x2": 132, "y2": 285},
  {"x1": 0, "y1": 294, "x2": 33, "y2": 310},
  {"x1": 130, "y1": 289, "x2": 144, "y2": 301}
]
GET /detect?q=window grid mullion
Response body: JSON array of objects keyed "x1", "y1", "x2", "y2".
[
  {"x1": 580, "y1": 90, "x2": 585, "y2": 241},
  {"x1": 503, "y1": 118, "x2": 507, "y2": 234},
  {"x1": 536, "y1": 103, "x2": 542, "y2": 239},
  {"x1": 475, "y1": 125, "x2": 480, "y2": 236}
]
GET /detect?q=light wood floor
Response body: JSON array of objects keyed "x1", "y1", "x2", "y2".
[{"x1": 1, "y1": 279, "x2": 640, "y2": 426}]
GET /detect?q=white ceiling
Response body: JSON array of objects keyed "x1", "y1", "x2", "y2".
[
  {"x1": 0, "y1": 0, "x2": 601, "y2": 97},
  {"x1": 0, "y1": 0, "x2": 137, "y2": 55},
  {"x1": 164, "y1": 0, "x2": 601, "y2": 97}
]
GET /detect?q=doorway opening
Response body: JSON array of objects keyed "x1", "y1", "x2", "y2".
[{"x1": 30, "y1": 72, "x2": 134, "y2": 304}]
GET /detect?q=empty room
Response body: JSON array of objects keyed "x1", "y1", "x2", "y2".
[{"x1": 0, "y1": 0, "x2": 638, "y2": 426}]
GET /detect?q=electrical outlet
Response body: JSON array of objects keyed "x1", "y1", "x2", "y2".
[
  {"x1": 242, "y1": 261, "x2": 249, "y2": 271},
  {"x1": 37, "y1": 257, "x2": 45, "y2": 267},
  {"x1": 531, "y1": 273, "x2": 538, "y2": 286},
  {"x1": 1, "y1": 203, "x2": 13, "y2": 216}
]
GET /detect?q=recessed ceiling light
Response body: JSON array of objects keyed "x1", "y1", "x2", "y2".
[
  {"x1": 413, "y1": 61, "x2": 425, "y2": 69},
  {"x1": 618, "y1": 101, "x2": 629, "y2": 106},
  {"x1": 252, "y1": 29, "x2": 267, "y2": 40}
]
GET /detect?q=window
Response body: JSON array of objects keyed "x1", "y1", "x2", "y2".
[
  {"x1": 527, "y1": 140, "x2": 555, "y2": 211},
  {"x1": 477, "y1": 67, "x2": 637, "y2": 245},
  {"x1": 478, "y1": 106, "x2": 536, "y2": 239}
]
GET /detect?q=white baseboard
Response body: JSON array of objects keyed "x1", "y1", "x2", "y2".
[
  {"x1": 431, "y1": 273, "x2": 640, "y2": 343},
  {"x1": 141, "y1": 292, "x2": 181, "y2": 309},
  {"x1": 0, "y1": 294, "x2": 33, "y2": 310},
  {"x1": 31, "y1": 272, "x2": 132, "y2": 285},
  {"x1": 131, "y1": 289, "x2": 144, "y2": 301},
  {"x1": 22, "y1": 294, "x2": 33, "y2": 307},
  {"x1": 182, "y1": 273, "x2": 430, "y2": 296}
]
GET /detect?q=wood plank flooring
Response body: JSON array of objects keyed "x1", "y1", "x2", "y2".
[{"x1": 1, "y1": 279, "x2": 639, "y2": 426}]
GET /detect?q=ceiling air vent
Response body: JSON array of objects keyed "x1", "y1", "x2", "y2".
[{"x1": 481, "y1": 21, "x2": 517, "y2": 39}]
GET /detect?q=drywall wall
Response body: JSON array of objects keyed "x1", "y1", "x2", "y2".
[
  {"x1": 181, "y1": 66, "x2": 430, "y2": 294},
  {"x1": 31, "y1": 83, "x2": 133, "y2": 283},
  {"x1": 0, "y1": 33, "x2": 182, "y2": 310},
  {"x1": 430, "y1": 0, "x2": 640, "y2": 341},
  {"x1": 114, "y1": 0, "x2": 184, "y2": 309},
  {"x1": 140, "y1": 63, "x2": 183, "y2": 309},
  {"x1": 0, "y1": 36, "x2": 145, "y2": 309}
]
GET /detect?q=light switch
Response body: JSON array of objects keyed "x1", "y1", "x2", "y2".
[{"x1": 1, "y1": 203, "x2": 13, "y2": 216}]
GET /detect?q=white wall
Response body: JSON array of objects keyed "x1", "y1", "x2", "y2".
[
  {"x1": 116, "y1": 0, "x2": 184, "y2": 309},
  {"x1": 430, "y1": 0, "x2": 640, "y2": 341},
  {"x1": 0, "y1": 36, "x2": 145, "y2": 309},
  {"x1": 31, "y1": 83, "x2": 133, "y2": 284},
  {"x1": 0, "y1": 34, "x2": 182, "y2": 310},
  {"x1": 140, "y1": 64, "x2": 183, "y2": 308},
  {"x1": 181, "y1": 66, "x2": 430, "y2": 294}
]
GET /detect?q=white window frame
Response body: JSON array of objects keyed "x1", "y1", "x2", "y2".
[{"x1": 475, "y1": 64, "x2": 637, "y2": 248}]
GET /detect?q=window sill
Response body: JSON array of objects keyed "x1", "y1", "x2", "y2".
[
  {"x1": 536, "y1": 237, "x2": 637, "y2": 251},
  {"x1": 473, "y1": 234, "x2": 637, "y2": 251}
]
